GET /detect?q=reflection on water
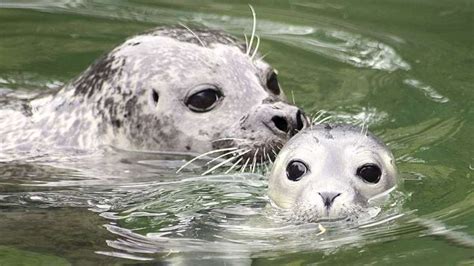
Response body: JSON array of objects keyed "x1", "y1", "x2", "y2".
[{"x1": 0, "y1": 0, "x2": 473, "y2": 264}]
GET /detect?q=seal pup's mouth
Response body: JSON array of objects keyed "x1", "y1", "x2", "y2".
[{"x1": 288, "y1": 203, "x2": 368, "y2": 224}]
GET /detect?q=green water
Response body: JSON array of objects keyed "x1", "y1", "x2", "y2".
[{"x1": 0, "y1": 0, "x2": 473, "y2": 264}]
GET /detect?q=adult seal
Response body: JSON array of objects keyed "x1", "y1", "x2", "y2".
[
  {"x1": 0, "y1": 27, "x2": 307, "y2": 160},
  {"x1": 268, "y1": 124, "x2": 397, "y2": 222}
]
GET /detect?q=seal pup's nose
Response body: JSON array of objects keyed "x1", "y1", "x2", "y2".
[
  {"x1": 270, "y1": 109, "x2": 307, "y2": 136},
  {"x1": 318, "y1": 192, "x2": 341, "y2": 209}
]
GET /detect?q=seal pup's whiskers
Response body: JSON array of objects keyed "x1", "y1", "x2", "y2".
[
  {"x1": 359, "y1": 115, "x2": 368, "y2": 135},
  {"x1": 178, "y1": 23, "x2": 206, "y2": 47},
  {"x1": 176, "y1": 147, "x2": 237, "y2": 173},
  {"x1": 355, "y1": 114, "x2": 370, "y2": 147},
  {"x1": 310, "y1": 110, "x2": 325, "y2": 126},
  {"x1": 202, "y1": 149, "x2": 251, "y2": 175},
  {"x1": 311, "y1": 110, "x2": 332, "y2": 125},
  {"x1": 315, "y1": 115, "x2": 332, "y2": 125}
]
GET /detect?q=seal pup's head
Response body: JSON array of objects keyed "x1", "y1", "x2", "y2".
[
  {"x1": 268, "y1": 124, "x2": 397, "y2": 222},
  {"x1": 63, "y1": 27, "x2": 307, "y2": 162}
]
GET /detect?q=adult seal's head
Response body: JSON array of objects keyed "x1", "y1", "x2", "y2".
[
  {"x1": 3, "y1": 27, "x2": 308, "y2": 158},
  {"x1": 268, "y1": 124, "x2": 397, "y2": 222}
]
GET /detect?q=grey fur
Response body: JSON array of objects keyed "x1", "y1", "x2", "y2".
[{"x1": 0, "y1": 27, "x2": 307, "y2": 157}]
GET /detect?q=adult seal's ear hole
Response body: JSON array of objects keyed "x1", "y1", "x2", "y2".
[{"x1": 268, "y1": 124, "x2": 397, "y2": 222}]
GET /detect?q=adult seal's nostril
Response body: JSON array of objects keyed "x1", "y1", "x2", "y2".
[
  {"x1": 294, "y1": 109, "x2": 307, "y2": 133},
  {"x1": 241, "y1": 101, "x2": 307, "y2": 138},
  {"x1": 285, "y1": 108, "x2": 308, "y2": 136},
  {"x1": 318, "y1": 192, "x2": 341, "y2": 209},
  {"x1": 271, "y1": 115, "x2": 289, "y2": 133},
  {"x1": 266, "y1": 106, "x2": 308, "y2": 136}
]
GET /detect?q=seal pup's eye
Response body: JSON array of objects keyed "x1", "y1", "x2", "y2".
[
  {"x1": 286, "y1": 160, "x2": 308, "y2": 181},
  {"x1": 185, "y1": 86, "x2": 223, "y2": 113},
  {"x1": 356, "y1": 164, "x2": 382, "y2": 184},
  {"x1": 267, "y1": 71, "x2": 281, "y2": 95}
]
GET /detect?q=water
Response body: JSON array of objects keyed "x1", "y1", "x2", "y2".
[{"x1": 1, "y1": 0, "x2": 473, "y2": 264}]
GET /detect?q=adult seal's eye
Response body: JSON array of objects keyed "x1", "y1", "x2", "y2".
[
  {"x1": 286, "y1": 160, "x2": 308, "y2": 181},
  {"x1": 356, "y1": 164, "x2": 382, "y2": 183},
  {"x1": 267, "y1": 71, "x2": 281, "y2": 95},
  {"x1": 185, "y1": 87, "x2": 223, "y2": 112}
]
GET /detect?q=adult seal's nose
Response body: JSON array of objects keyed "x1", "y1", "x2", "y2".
[
  {"x1": 271, "y1": 109, "x2": 307, "y2": 136},
  {"x1": 266, "y1": 103, "x2": 308, "y2": 136},
  {"x1": 236, "y1": 101, "x2": 308, "y2": 139}
]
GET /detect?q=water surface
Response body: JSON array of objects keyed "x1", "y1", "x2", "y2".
[{"x1": 0, "y1": 0, "x2": 473, "y2": 264}]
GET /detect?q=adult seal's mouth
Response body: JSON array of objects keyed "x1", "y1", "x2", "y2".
[
  {"x1": 177, "y1": 104, "x2": 310, "y2": 175},
  {"x1": 209, "y1": 100, "x2": 310, "y2": 167}
]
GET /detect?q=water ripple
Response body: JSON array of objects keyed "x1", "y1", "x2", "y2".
[
  {"x1": 2, "y1": 1, "x2": 409, "y2": 72},
  {"x1": 267, "y1": 31, "x2": 410, "y2": 72},
  {"x1": 403, "y1": 79, "x2": 450, "y2": 103}
]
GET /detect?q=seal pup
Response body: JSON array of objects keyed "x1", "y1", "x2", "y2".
[
  {"x1": 0, "y1": 27, "x2": 307, "y2": 161},
  {"x1": 268, "y1": 124, "x2": 397, "y2": 222}
]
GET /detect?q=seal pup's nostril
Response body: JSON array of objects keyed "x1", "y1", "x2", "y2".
[
  {"x1": 318, "y1": 192, "x2": 341, "y2": 209},
  {"x1": 271, "y1": 116, "x2": 289, "y2": 133}
]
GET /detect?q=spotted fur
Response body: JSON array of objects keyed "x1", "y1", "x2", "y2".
[{"x1": 0, "y1": 27, "x2": 307, "y2": 157}]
